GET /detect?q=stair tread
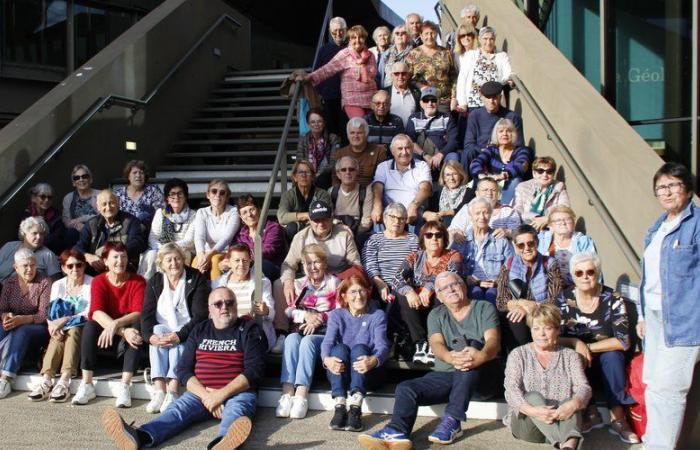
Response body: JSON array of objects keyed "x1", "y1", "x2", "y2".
[
  {"x1": 211, "y1": 87, "x2": 281, "y2": 94},
  {"x1": 191, "y1": 116, "x2": 289, "y2": 123},
  {"x1": 200, "y1": 105, "x2": 290, "y2": 112},
  {"x1": 157, "y1": 164, "x2": 289, "y2": 170},
  {"x1": 166, "y1": 150, "x2": 291, "y2": 157},
  {"x1": 174, "y1": 138, "x2": 298, "y2": 145},
  {"x1": 207, "y1": 96, "x2": 287, "y2": 103},
  {"x1": 183, "y1": 127, "x2": 298, "y2": 134}
]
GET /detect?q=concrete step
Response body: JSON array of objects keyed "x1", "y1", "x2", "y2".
[
  {"x1": 155, "y1": 169, "x2": 290, "y2": 179},
  {"x1": 199, "y1": 105, "x2": 291, "y2": 113},
  {"x1": 207, "y1": 96, "x2": 287, "y2": 104},
  {"x1": 190, "y1": 116, "x2": 289, "y2": 124},
  {"x1": 182, "y1": 127, "x2": 298, "y2": 134},
  {"x1": 165, "y1": 150, "x2": 293, "y2": 158},
  {"x1": 173, "y1": 138, "x2": 298, "y2": 146},
  {"x1": 222, "y1": 73, "x2": 288, "y2": 84},
  {"x1": 157, "y1": 164, "x2": 287, "y2": 171},
  {"x1": 226, "y1": 68, "x2": 306, "y2": 77},
  {"x1": 211, "y1": 86, "x2": 281, "y2": 95},
  {"x1": 112, "y1": 181, "x2": 287, "y2": 195}
]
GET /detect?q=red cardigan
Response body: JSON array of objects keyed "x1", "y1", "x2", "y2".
[{"x1": 89, "y1": 273, "x2": 145, "y2": 320}]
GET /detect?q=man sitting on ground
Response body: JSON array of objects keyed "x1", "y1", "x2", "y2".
[
  {"x1": 101, "y1": 286, "x2": 266, "y2": 450},
  {"x1": 365, "y1": 90, "x2": 405, "y2": 150},
  {"x1": 330, "y1": 117, "x2": 387, "y2": 187}
]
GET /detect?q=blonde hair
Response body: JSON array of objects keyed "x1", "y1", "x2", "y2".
[
  {"x1": 156, "y1": 243, "x2": 186, "y2": 270},
  {"x1": 439, "y1": 160, "x2": 468, "y2": 187},
  {"x1": 547, "y1": 205, "x2": 576, "y2": 223},
  {"x1": 453, "y1": 23, "x2": 477, "y2": 55},
  {"x1": 301, "y1": 243, "x2": 327, "y2": 263},
  {"x1": 527, "y1": 303, "x2": 561, "y2": 329}
]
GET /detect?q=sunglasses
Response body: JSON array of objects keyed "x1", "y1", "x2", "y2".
[
  {"x1": 72, "y1": 174, "x2": 90, "y2": 181},
  {"x1": 210, "y1": 299, "x2": 235, "y2": 309},
  {"x1": 422, "y1": 98, "x2": 438, "y2": 104},
  {"x1": 209, "y1": 188, "x2": 228, "y2": 196},
  {"x1": 36, "y1": 194, "x2": 52, "y2": 200},
  {"x1": 424, "y1": 232, "x2": 444, "y2": 240},
  {"x1": 515, "y1": 241, "x2": 537, "y2": 250},
  {"x1": 534, "y1": 168, "x2": 555, "y2": 175},
  {"x1": 574, "y1": 269, "x2": 596, "y2": 278},
  {"x1": 65, "y1": 262, "x2": 84, "y2": 269},
  {"x1": 338, "y1": 167, "x2": 357, "y2": 173}
]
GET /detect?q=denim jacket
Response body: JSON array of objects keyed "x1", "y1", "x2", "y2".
[
  {"x1": 639, "y1": 201, "x2": 700, "y2": 346},
  {"x1": 452, "y1": 228, "x2": 514, "y2": 280}
]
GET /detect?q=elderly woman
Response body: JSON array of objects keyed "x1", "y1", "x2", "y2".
[
  {"x1": 504, "y1": 304, "x2": 590, "y2": 450},
  {"x1": 369, "y1": 26, "x2": 391, "y2": 60},
  {"x1": 139, "y1": 178, "x2": 196, "y2": 280},
  {"x1": 277, "y1": 160, "x2": 332, "y2": 241},
  {"x1": 538, "y1": 206, "x2": 597, "y2": 288},
  {"x1": 296, "y1": 108, "x2": 341, "y2": 189},
  {"x1": 72, "y1": 243, "x2": 145, "y2": 407},
  {"x1": 451, "y1": 198, "x2": 514, "y2": 304},
  {"x1": 27, "y1": 249, "x2": 92, "y2": 402},
  {"x1": 469, "y1": 118, "x2": 533, "y2": 204},
  {"x1": 405, "y1": 20, "x2": 456, "y2": 112},
  {"x1": 636, "y1": 162, "x2": 700, "y2": 449},
  {"x1": 392, "y1": 221, "x2": 462, "y2": 364},
  {"x1": 22, "y1": 182, "x2": 71, "y2": 254},
  {"x1": 0, "y1": 217, "x2": 60, "y2": 282},
  {"x1": 232, "y1": 194, "x2": 285, "y2": 281},
  {"x1": 141, "y1": 243, "x2": 209, "y2": 413},
  {"x1": 192, "y1": 179, "x2": 240, "y2": 280},
  {"x1": 452, "y1": 24, "x2": 477, "y2": 70},
  {"x1": 362, "y1": 203, "x2": 420, "y2": 302},
  {"x1": 380, "y1": 25, "x2": 411, "y2": 88},
  {"x1": 62, "y1": 164, "x2": 99, "y2": 234},
  {"x1": 0, "y1": 249, "x2": 51, "y2": 399},
  {"x1": 424, "y1": 160, "x2": 475, "y2": 227},
  {"x1": 456, "y1": 26, "x2": 513, "y2": 111},
  {"x1": 558, "y1": 252, "x2": 639, "y2": 443},
  {"x1": 322, "y1": 275, "x2": 388, "y2": 432},
  {"x1": 113, "y1": 160, "x2": 165, "y2": 229},
  {"x1": 276, "y1": 244, "x2": 340, "y2": 420},
  {"x1": 213, "y1": 243, "x2": 275, "y2": 350},
  {"x1": 513, "y1": 156, "x2": 571, "y2": 231},
  {"x1": 496, "y1": 225, "x2": 562, "y2": 350},
  {"x1": 303, "y1": 25, "x2": 378, "y2": 118}
]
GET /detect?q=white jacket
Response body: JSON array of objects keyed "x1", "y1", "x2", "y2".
[{"x1": 456, "y1": 49, "x2": 512, "y2": 108}]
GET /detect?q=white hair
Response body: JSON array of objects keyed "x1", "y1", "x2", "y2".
[
  {"x1": 406, "y1": 13, "x2": 423, "y2": 23},
  {"x1": 335, "y1": 155, "x2": 360, "y2": 172},
  {"x1": 435, "y1": 271, "x2": 466, "y2": 291},
  {"x1": 18, "y1": 216, "x2": 49, "y2": 240},
  {"x1": 389, "y1": 133, "x2": 413, "y2": 151},
  {"x1": 30, "y1": 182, "x2": 53, "y2": 197},
  {"x1": 479, "y1": 26, "x2": 496, "y2": 38},
  {"x1": 390, "y1": 25, "x2": 407, "y2": 44},
  {"x1": 383, "y1": 202, "x2": 407, "y2": 220},
  {"x1": 329, "y1": 17, "x2": 347, "y2": 30},
  {"x1": 372, "y1": 26, "x2": 391, "y2": 43},
  {"x1": 460, "y1": 5, "x2": 480, "y2": 18},
  {"x1": 468, "y1": 196, "x2": 494, "y2": 215},
  {"x1": 489, "y1": 118, "x2": 518, "y2": 146},
  {"x1": 14, "y1": 247, "x2": 36, "y2": 264},
  {"x1": 346, "y1": 117, "x2": 369, "y2": 136},
  {"x1": 569, "y1": 252, "x2": 602, "y2": 276}
]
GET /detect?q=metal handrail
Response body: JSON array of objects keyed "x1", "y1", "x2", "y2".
[
  {"x1": 252, "y1": 0, "x2": 334, "y2": 308},
  {"x1": 511, "y1": 74, "x2": 641, "y2": 276},
  {"x1": 438, "y1": 0, "x2": 459, "y2": 29},
  {"x1": 0, "y1": 14, "x2": 242, "y2": 211}
]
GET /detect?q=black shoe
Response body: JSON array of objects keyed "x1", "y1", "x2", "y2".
[
  {"x1": 345, "y1": 405, "x2": 363, "y2": 432},
  {"x1": 101, "y1": 407, "x2": 141, "y2": 450},
  {"x1": 329, "y1": 404, "x2": 347, "y2": 430}
]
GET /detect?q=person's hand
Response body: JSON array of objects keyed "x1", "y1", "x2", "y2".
[
  {"x1": 450, "y1": 350, "x2": 470, "y2": 370},
  {"x1": 164, "y1": 332, "x2": 180, "y2": 346},
  {"x1": 283, "y1": 280, "x2": 296, "y2": 306},
  {"x1": 200, "y1": 388, "x2": 225, "y2": 415},
  {"x1": 422, "y1": 211, "x2": 441, "y2": 222},
  {"x1": 531, "y1": 216, "x2": 549, "y2": 231},
  {"x1": 451, "y1": 230, "x2": 466, "y2": 244},
  {"x1": 195, "y1": 252, "x2": 212, "y2": 273},
  {"x1": 374, "y1": 278, "x2": 390, "y2": 302},
  {"x1": 294, "y1": 72, "x2": 310, "y2": 82},
  {"x1": 296, "y1": 212, "x2": 310, "y2": 223},
  {"x1": 506, "y1": 305, "x2": 527, "y2": 323},
  {"x1": 253, "y1": 301, "x2": 269, "y2": 317},
  {"x1": 492, "y1": 228, "x2": 508, "y2": 239},
  {"x1": 554, "y1": 400, "x2": 578, "y2": 421},
  {"x1": 3, "y1": 314, "x2": 30, "y2": 331},
  {"x1": 85, "y1": 253, "x2": 105, "y2": 272},
  {"x1": 371, "y1": 204, "x2": 383, "y2": 224},
  {"x1": 353, "y1": 355, "x2": 377, "y2": 374},
  {"x1": 407, "y1": 203, "x2": 419, "y2": 224},
  {"x1": 636, "y1": 321, "x2": 645, "y2": 339},
  {"x1": 532, "y1": 405, "x2": 558, "y2": 424},
  {"x1": 418, "y1": 289, "x2": 432, "y2": 307},
  {"x1": 572, "y1": 339, "x2": 593, "y2": 367},
  {"x1": 299, "y1": 322, "x2": 318, "y2": 336},
  {"x1": 430, "y1": 152, "x2": 444, "y2": 170},
  {"x1": 406, "y1": 290, "x2": 421, "y2": 309},
  {"x1": 47, "y1": 317, "x2": 67, "y2": 337},
  {"x1": 123, "y1": 328, "x2": 143, "y2": 349},
  {"x1": 450, "y1": 98, "x2": 459, "y2": 112},
  {"x1": 324, "y1": 356, "x2": 345, "y2": 375}
]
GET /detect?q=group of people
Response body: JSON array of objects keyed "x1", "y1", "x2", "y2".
[{"x1": 0, "y1": 6, "x2": 697, "y2": 450}]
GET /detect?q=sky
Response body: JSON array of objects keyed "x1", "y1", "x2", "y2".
[{"x1": 383, "y1": 0, "x2": 439, "y2": 24}]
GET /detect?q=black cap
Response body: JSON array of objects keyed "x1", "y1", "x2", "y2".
[
  {"x1": 479, "y1": 81, "x2": 504, "y2": 98},
  {"x1": 308, "y1": 200, "x2": 332, "y2": 220}
]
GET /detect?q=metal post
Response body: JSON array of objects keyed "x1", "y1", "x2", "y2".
[
  {"x1": 599, "y1": 0, "x2": 609, "y2": 101},
  {"x1": 692, "y1": 0, "x2": 699, "y2": 182},
  {"x1": 66, "y1": 0, "x2": 75, "y2": 75}
]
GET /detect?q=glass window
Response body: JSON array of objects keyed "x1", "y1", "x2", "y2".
[{"x1": 2, "y1": 0, "x2": 68, "y2": 67}]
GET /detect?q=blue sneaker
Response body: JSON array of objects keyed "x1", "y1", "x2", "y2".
[
  {"x1": 358, "y1": 425, "x2": 412, "y2": 450},
  {"x1": 428, "y1": 415, "x2": 463, "y2": 444}
]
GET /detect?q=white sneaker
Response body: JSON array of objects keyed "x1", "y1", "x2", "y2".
[
  {"x1": 271, "y1": 335, "x2": 285, "y2": 354},
  {"x1": 27, "y1": 380, "x2": 53, "y2": 401},
  {"x1": 0, "y1": 379, "x2": 11, "y2": 399},
  {"x1": 115, "y1": 382, "x2": 132, "y2": 408},
  {"x1": 146, "y1": 390, "x2": 165, "y2": 413},
  {"x1": 72, "y1": 381, "x2": 96, "y2": 405},
  {"x1": 160, "y1": 391, "x2": 178, "y2": 413},
  {"x1": 289, "y1": 396, "x2": 309, "y2": 419},
  {"x1": 275, "y1": 393, "x2": 293, "y2": 418}
]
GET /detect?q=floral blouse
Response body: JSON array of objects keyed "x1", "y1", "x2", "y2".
[
  {"x1": 114, "y1": 184, "x2": 165, "y2": 227},
  {"x1": 405, "y1": 46, "x2": 456, "y2": 106},
  {"x1": 393, "y1": 249, "x2": 462, "y2": 297},
  {"x1": 559, "y1": 286, "x2": 631, "y2": 351},
  {"x1": 467, "y1": 52, "x2": 499, "y2": 108}
]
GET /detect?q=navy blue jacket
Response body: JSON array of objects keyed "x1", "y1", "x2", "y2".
[
  {"x1": 406, "y1": 111, "x2": 459, "y2": 156},
  {"x1": 463, "y1": 107, "x2": 524, "y2": 159},
  {"x1": 314, "y1": 42, "x2": 344, "y2": 100}
]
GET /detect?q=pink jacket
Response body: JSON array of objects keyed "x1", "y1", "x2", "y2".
[{"x1": 309, "y1": 48, "x2": 378, "y2": 109}]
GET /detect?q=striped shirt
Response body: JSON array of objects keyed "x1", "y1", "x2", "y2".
[{"x1": 362, "y1": 232, "x2": 420, "y2": 288}]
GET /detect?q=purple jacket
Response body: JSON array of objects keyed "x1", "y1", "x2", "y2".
[{"x1": 235, "y1": 220, "x2": 285, "y2": 266}]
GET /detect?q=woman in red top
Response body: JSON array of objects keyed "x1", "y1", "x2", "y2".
[{"x1": 72, "y1": 242, "x2": 145, "y2": 408}]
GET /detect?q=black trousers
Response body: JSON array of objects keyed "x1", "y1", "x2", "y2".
[
  {"x1": 394, "y1": 292, "x2": 435, "y2": 344},
  {"x1": 499, "y1": 312, "x2": 532, "y2": 352},
  {"x1": 80, "y1": 319, "x2": 142, "y2": 373}
]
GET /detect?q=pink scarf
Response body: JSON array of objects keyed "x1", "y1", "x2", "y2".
[{"x1": 350, "y1": 48, "x2": 372, "y2": 83}]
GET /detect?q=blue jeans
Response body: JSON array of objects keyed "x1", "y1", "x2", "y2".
[
  {"x1": 139, "y1": 390, "x2": 256, "y2": 448},
  {"x1": 326, "y1": 343, "x2": 383, "y2": 398},
  {"x1": 389, "y1": 369, "x2": 482, "y2": 435},
  {"x1": 0, "y1": 323, "x2": 48, "y2": 377},
  {"x1": 149, "y1": 324, "x2": 184, "y2": 380},
  {"x1": 444, "y1": 152, "x2": 460, "y2": 164},
  {"x1": 467, "y1": 286, "x2": 497, "y2": 305},
  {"x1": 500, "y1": 177, "x2": 522, "y2": 205},
  {"x1": 280, "y1": 333, "x2": 323, "y2": 388},
  {"x1": 587, "y1": 350, "x2": 634, "y2": 409}
]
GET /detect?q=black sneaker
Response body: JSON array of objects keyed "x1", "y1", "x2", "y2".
[
  {"x1": 329, "y1": 404, "x2": 347, "y2": 430},
  {"x1": 345, "y1": 405, "x2": 363, "y2": 432},
  {"x1": 101, "y1": 407, "x2": 140, "y2": 450}
]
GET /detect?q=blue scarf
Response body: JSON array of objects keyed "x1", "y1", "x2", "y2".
[
  {"x1": 508, "y1": 254, "x2": 550, "y2": 302},
  {"x1": 48, "y1": 299, "x2": 86, "y2": 329}
]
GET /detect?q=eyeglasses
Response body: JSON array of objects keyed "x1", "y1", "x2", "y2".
[
  {"x1": 338, "y1": 167, "x2": 357, "y2": 173},
  {"x1": 393, "y1": 72, "x2": 409, "y2": 76},
  {"x1": 422, "y1": 98, "x2": 438, "y2": 104},
  {"x1": 295, "y1": 171, "x2": 312, "y2": 176},
  {"x1": 550, "y1": 218, "x2": 573, "y2": 225},
  {"x1": 394, "y1": 31, "x2": 407, "y2": 36},
  {"x1": 346, "y1": 288, "x2": 366, "y2": 297},
  {"x1": 209, "y1": 188, "x2": 228, "y2": 197},
  {"x1": 372, "y1": 101, "x2": 390, "y2": 106},
  {"x1": 210, "y1": 299, "x2": 236, "y2": 309},
  {"x1": 424, "y1": 232, "x2": 444, "y2": 240},
  {"x1": 533, "y1": 168, "x2": 555, "y2": 175},
  {"x1": 573, "y1": 269, "x2": 596, "y2": 278},
  {"x1": 36, "y1": 194, "x2": 52, "y2": 200},
  {"x1": 308, "y1": 120, "x2": 324, "y2": 125},
  {"x1": 72, "y1": 174, "x2": 90, "y2": 181},
  {"x1": 436, "y1": 281, "x2": 461, "y2": 293},
  {"x1": 654, "y1": 181, "x2": 685, "y2": 196},
  {"x1": 65, "y1": 262, "x2": 84, "y2": 269},
  {"x1": 515, "y1": 241, "x2": 537, "y2": 250},
  {"x1": 168, "y1": 191, "x2": 185, "y2": 198},
  {"x1": 386, "y1": 214, "x2": 406, "y2": 222}
]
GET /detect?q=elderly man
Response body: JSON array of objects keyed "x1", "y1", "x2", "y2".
[
  {"x1": 330, "y1": 117, "x2": 387, "y2": 187},
  {"x1": 462, "y1": 81, "x2": 524, "y2": 168},
  {"x1": 359, "y1": 271, "x2": 501, "y2": 448},
  {"x1": 406, "y1": 13, "x2": 423, "y2": 48},
  {"x1": 449, "y1": 177, "x2": 522, "y2": 243},
  {"x1": 74, "y1": 189, "x2": 146, "y2": 273},
  {"x1": 381, "y1": 62, "x2": 421, "y2": 128},
  {"x1": 446, "y1": 4, "x2": 481, "y2": 49},
  {"x1": 406, "y1": 87, "x2": 460, "y2": 170},
  {"x1": 314, "y1": 16, "x2": 348, "y2": 136},
  {"x1": 365, "y1": 90, "x2": 405, "y2": 150},
  {"x1": 101, "y1": 286, "x2": 265, "y2": 450},
  {"x1": 329, "y1": 156, "x2": 373, "y2": 239},
  {"x1": 372, "y1": 134, "x2": 432, "y2": 228}
]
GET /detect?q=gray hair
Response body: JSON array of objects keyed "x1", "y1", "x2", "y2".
[
  {"x1": 435, "y1": 271, "x2": 466, "y2": 293},
  {"x1": 476, "y1": 177, "x2": 502, "y2": 195},
  {"x1": 468, "y1": 196, "x2": 494, "y2": 215},
  {"x1": 346, "y1": 117, "x2": 369, "y2": 136},
  {"x1": 18, "y1": 216, "x2": 49, "y2": 240},
  {"x1": 405, "y1": 13, "x2": 423, "y2": 24},
  {"x1": 460, "y1": 5, "x2": 480, "y2": 18},
  {"x1": 390, "y1": 25, "x2": 407, "y2": 44},
  {"x1": 30, "y1": 182, "x2": 53, "y2": 197},
  {"x1": 383, "y1": 202, "x2": 407, "y2": 220},
  {"x1": 71, "y1": 164, "x2": 93, "y2": 180},
  {"x1": 372, "y1": 26, "x2": 391, "y2": 43},
  {"x1": 335, "y1": 155, "x2": 360, "y2": 172},
  {"x1": 389, "y1": 133, "x2": 413, "y2": 151},
  {"x1": 156, "y1": 243, "x2": 187, "y2": 270},
  {"x1": 329, "y1": 17, "x2": 347, "y2": 30},
  {"x1": 14, "y1": 247, "x2": 36, "y2": 264},
  {"x1": 569, "y1": 252, "x2": 602, "y2": 276},
  {"x1": 489, "y1": 118, "x2": 518, "y2": 146},
  {"x1": 479, "y1": 26, "x2": 496, "y2": 38}
]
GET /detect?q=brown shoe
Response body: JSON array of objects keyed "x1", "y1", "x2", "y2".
[
  {"x1": 580, "y1": 405, "x2": 604, "y2": 433},
  {"x1": 609, "y1": 419, "x2": 641, "y2": 444},
  {"x1": 211, "y1": 416, "x2": 252, "y2": 450},
  {"x1": 101, "y1": 407, "x2": 140, "y2": 450}
]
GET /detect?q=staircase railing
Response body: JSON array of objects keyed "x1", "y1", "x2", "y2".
[
  {"x1": 253, "y1": 0, "x2": 334, "y2": 309},
  {"x1": 0, "y1": 14, "x2": 242, "y2": 212}
]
